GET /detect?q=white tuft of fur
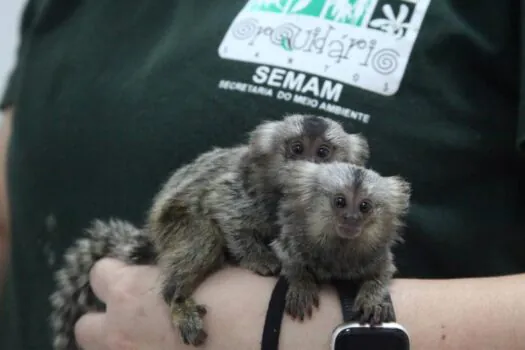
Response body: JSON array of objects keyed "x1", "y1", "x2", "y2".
[{"x1": 348, "y1": 133, "x2": 370, "y2": 166}]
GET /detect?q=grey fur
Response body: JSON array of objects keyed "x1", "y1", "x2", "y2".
[
  {"x1": 48, "y1": 114, "x2": 369, "y2": 349},
  {"x1": 49, "y1": 219, "x2": 155, "y2": 350},
  {"x1": 146, "y1": 114, "x2": 369, "y2": 346},
  {"x1": 271, "y1": 161, "x2": 411, "y2": 324}
]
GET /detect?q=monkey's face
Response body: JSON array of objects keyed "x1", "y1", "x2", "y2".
[
  {"x1": 288, "y1": 162, "x2": 411, "y2": 250},
  {"x1": 284, "y1": 135, "x2": 336, "y2": 163},
  {"x1": 249, "y1": 114, "x2": 370, "y2": 167},
  {"x1": 330, "y1": 191, "x2": 374, "y2": 240}
]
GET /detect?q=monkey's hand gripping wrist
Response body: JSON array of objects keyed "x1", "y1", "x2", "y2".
[
  {"x1": 170, "y1": 297, "x2": 208, "y2": 346},
  {"x1": 351, "y1": 279, "x2": 395, "y2": 326},
  {"x1": 284, "y1": 273, "x2": 320, "y2": 321},
  {"x1": 238, "y1": 251, "x2": 281, "y2": 276}
]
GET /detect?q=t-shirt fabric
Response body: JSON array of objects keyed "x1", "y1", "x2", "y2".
[{"x1": 2, "y1": 0, "x2": 525, "y2": 349}]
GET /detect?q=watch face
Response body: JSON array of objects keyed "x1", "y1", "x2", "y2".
[{"x1": 334, "y1": 326, "x2": 410, "y2": 350}]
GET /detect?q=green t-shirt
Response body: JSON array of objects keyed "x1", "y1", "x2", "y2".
[{"x1": 2, "y1": 0, "x2": 524, "y2": 349}]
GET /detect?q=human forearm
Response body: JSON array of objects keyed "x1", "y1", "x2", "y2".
[
  {"x1": 390, "y1": 274, "x2": 525, "y2": 350},
  {"x1": 75, "y1": 260, "x2": 525, "y2": 350},
  {"x1": 0, "y1": 106, "x2": 12, "y2": 290},
  {"x1": 192, "y1": 268, "x2": 525, "y2": 350}
]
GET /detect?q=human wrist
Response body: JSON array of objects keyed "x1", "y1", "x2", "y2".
[{"x1": 191, "y1": 266, "x2": 344, "y2": 350}]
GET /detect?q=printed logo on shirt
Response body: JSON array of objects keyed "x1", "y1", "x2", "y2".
[{"x1": 217, "y1": 0, "x2": 431, "y2": 123}]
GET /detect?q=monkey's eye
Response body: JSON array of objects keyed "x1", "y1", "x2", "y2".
[
  {"x1": 334, "y1": 195, "x2": 346, "y2": 208},
  {"x1": 317, "y1": 145, "x2": 331, "y2": 159},
  {"x1": 359, "y1": 200, "x2": 373, "y2": 214},
  {"x1": 290, "y1": 141, "x2": 304, "y2": 155}
]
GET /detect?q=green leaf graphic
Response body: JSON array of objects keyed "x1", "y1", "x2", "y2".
[
  {"x1": 290, "y1": 0, "x2": 313, "y2": 13},
  {"x1": 281, "y1": 36, "x2": 293, "y2": 51}
]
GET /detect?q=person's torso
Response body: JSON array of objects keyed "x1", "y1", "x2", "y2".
[{"x1": 3, "y1": 0, "x2": 524, "y2": 349}]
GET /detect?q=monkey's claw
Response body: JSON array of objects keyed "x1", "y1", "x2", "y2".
[
  {"x1": 195, "y1": 304, "x2": 207, "y2": 316},
  {"x1": 179, "y1": 323, "x2": 207, "y2": 347},
  {"x1": 171, "y1": 299, "x2": 208, "y2": 346},
  {"x1": 285, "y1": 282, "x2": 320, "y2": 321},
  {"x1": 352, "y1": 298, "x2": 395, "y2": 326}
]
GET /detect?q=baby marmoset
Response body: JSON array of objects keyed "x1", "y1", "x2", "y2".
[
  {"x1": 272, "y1": 161, "x2": 411, "y2": 324},
  {"x1": 49, "y1": 114, "x2": 369, "y2": 349},
  {"x1": 147, "y1": 114, "x2": 369, "y2": 346}
]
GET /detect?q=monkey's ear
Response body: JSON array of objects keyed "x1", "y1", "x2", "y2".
[
  {"x1": 248, "y1": 120, "x2": 280, "y2": 157},
  {"x1": 384, "y1": 175, "x2": 412, "y2": 214},
  {"x1": 346, "y1": 134, "x2": 370, "y2": 166}
]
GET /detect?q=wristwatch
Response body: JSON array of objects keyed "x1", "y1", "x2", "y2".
[{"x1": 331, "y1": 279, "x2": 410, "y2": 350}]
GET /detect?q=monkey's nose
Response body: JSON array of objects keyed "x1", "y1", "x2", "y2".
[{"x1": 343, "y1": 213, "x2": 360, "y2": 223}]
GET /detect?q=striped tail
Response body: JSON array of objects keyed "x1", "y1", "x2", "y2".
[{"x1": 49, "y1": 219, "x2": 156, "y2": 350}]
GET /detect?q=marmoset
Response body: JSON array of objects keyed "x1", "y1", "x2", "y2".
[
  {"x1": 271, "y1": 161, "x2": 411, "y2": 324},
  {"x1": 49, "y1": 114, "x2": 369, "y2": 349},
  {"x1": 147, "y1": 114, "x2": 369, "y2": 346}
]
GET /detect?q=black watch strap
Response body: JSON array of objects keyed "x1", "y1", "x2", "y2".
[
  {"x1": 332, "y1": 279, "x2": 396, "y2": 323},
  {"x1": 260, "y1": 277, "x2": 397, "y2": 350},
  {"x1": 260, "y1": 276, "x2": 289, "y2": 350}
]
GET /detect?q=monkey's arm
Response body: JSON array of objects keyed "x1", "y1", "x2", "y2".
[
  {"x1": 279, "y1": 258, "x2": 321, "y2": 321},
  {"x1": 225, "y1": 228, "x2": 281, "y2": 276},
  {"x1": 76, "y1": 263, "x2": 525, "y2": 350},
  {"x1": 270, "y1": 233, "x2": 320, "y2": 320},
  {"x1": 350, "y1": 256, "x2": 397, "y2": 325},
  {"x1": 149, "y1": 198, "x2": 226, "y2": 346},
  {"x1": 155, "y1": 225, "x2": 224, "y2": 347}
]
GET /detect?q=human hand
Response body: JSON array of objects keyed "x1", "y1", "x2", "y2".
[
  {"x1": 74, "y1": 257, "x2": 341, "y2": 350},
  {"x1": 73, "y1": 258, "x2": 282, "y2": 350},
  {"x1": 74, "y1": 257, "x2": 179, "y2": 349}
]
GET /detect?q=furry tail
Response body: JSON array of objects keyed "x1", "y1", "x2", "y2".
[{"x1": 49, "y1": 219, "x2": 157, "y2": 350}]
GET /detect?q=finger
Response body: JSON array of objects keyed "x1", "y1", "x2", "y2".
[
  {"x1": 74, "y1": 312, "x2": 107, "y2": 350},
  {"x1": 90, "y1": 257, "x2": 128, "y2": 303}
]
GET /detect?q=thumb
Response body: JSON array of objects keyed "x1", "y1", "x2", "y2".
[{"x1": 89, "y1": 257, "x2": 128, "y2": 303}]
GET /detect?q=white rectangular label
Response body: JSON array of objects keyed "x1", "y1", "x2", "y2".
[{"x1": 218, "y1": 0, "x2": 431, "y2": 96}]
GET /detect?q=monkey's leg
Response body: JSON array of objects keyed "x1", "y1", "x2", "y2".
[
  {"x1": 156, "y1": 221, "x2": 225, "y2": 347},
  {"x1": 351, "y1": 266, "x2": 396, "y2": 325},
  {"x1": 225, "y1": 228, "x2": 281, "y2": 276},
  {"x1": 280, "y1": 261, "x2": 320, "y2": 321}
]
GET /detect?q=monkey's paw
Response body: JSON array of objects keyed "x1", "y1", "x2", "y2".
[
  {"x1": 284, "y1": 282, "x2": 320, "y2": 321},
  {"x1": 352, "y1": 297, "x2": 395, "y2": 326},
  {"x1": 239, "y1": 254, "x2": 281, "y2": 276},
  {"x1": 171, "y1": 299, "x2": 208, "y2": 346}
]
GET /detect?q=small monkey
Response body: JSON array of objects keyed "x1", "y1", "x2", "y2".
[
  {"x1": 49, "y1": 114, "x2": 369, "y2": 349},
  {"x1": 147, "y1": 114, "x2": 369, "y2": 346},
  {"x1": 271, "y1": 161, "x2": 411, "y2": 324}
]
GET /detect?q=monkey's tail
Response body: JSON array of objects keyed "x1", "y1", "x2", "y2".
[{"x1": 49, "y1": 218, "x2": 157, "y2": 350}]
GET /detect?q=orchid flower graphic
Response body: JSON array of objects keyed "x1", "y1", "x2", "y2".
[{"x1": 369, "y1": 3, "x2": 411, "y2": 39}]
